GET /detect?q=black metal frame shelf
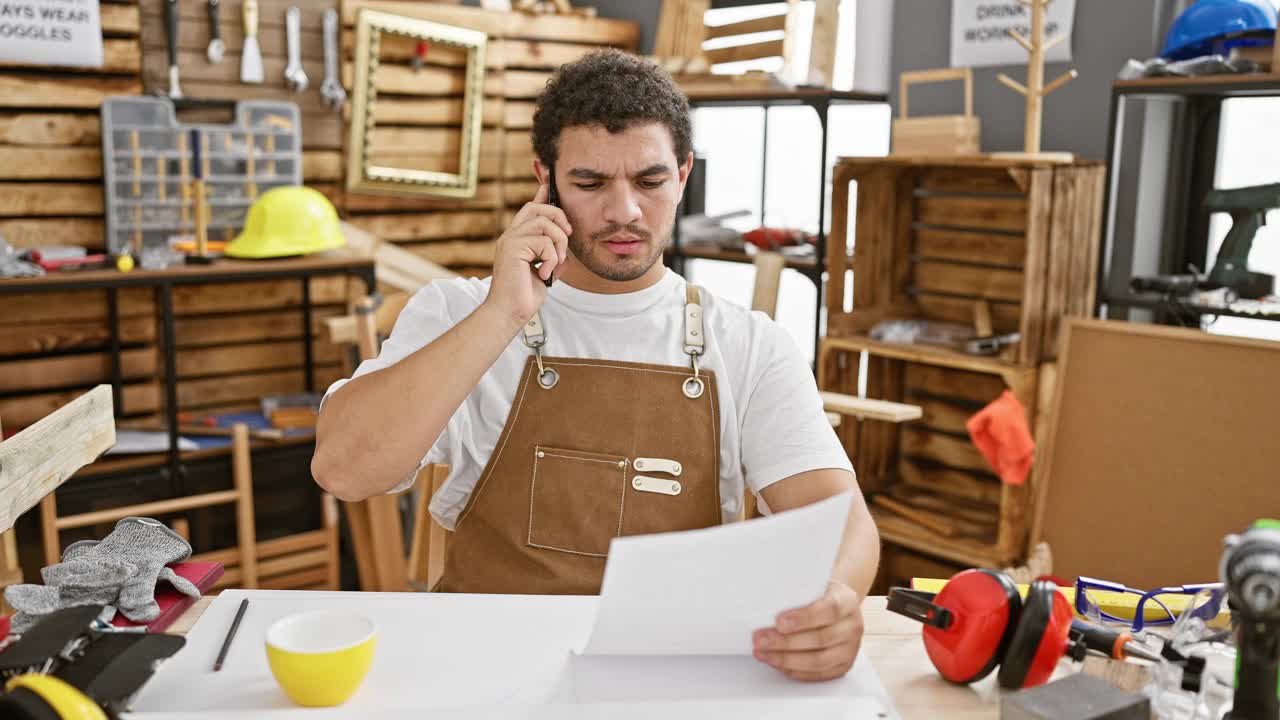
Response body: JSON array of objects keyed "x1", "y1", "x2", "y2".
[
  {"x1": 0, "y1": 257, "x2": 376, "y2": 487},
  {"x1": 1098, "y1": 73, "x2": 1280, "y2": 323},
  {"x1": 666, "y1": 88, "x2": 890, "y2": 357}
]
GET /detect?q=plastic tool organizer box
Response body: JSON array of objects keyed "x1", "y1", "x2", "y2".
[{"x1": 100, "y1": 97, "x2": 303, "y2": 256}]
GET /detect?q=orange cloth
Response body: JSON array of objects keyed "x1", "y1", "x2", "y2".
[{"x1": 965, "y1": 390, "x2": 1035, "y2": 486}]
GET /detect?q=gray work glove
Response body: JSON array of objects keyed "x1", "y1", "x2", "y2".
[
  {"x1": 42, "y1": 517, "x2": 199, "y2": 623},
  {"x1": 5, "y1": 541, "x2": 129, "y2": 633}
]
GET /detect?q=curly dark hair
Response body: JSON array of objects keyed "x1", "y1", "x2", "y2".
[{"x1": 531, "y1": 49, "x2": 692, "y2": 169}]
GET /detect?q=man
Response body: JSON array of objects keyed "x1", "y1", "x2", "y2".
[{"x1": 313, "y1": 49, "x2": 879, "y2": 682}]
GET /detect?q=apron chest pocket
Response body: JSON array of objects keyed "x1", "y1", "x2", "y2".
[{"x1": 527, "y1": 446, "x2": 628, "y2": 558}]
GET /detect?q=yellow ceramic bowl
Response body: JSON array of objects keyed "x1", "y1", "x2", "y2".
[{"x1": 265, "y1": 610, "x2": 376, "y2": 707}]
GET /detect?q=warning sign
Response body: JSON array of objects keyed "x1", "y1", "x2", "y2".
[
  {"x1": 950, "y1": 0, "x2": 1075, "y2": 68},
  {"x1": 0, "y1": 0, "x2": 104, "y2": 69}
]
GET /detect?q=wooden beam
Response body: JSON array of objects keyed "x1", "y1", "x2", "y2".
[
  {"x1": 0, "y1": 386, "x2": 114, "y2": 533},
  {"x1": 347, "y1": 211, "x2": 501, "y2": 241},
  {"x1": 0, "y1": 148, "x2": 102, "y2": 180},
  {"x1": 704, "y1": 13, "x2": 785, "y2": 40},
  {"x1": 705, "y1": 39, "x2": 785, "y2": 66},
  {"x1": 0, "y1": 218, "x2": 104, "y2": 249},
  {"x1": 0, "y1": 114, "x2": 100, "y2": 146},
  {"x1": 0, "y1": 39, "x2": 140, "y2": 74},
  {"x1": 0, "y1": 74, "x2": 141, "y2": 109},
  {"x1": 402, "y1": 239, "x2": 497, "y2": 267},
  {"x1": 303, "y1": 151, "x2": 343, "y2": 182},
  {"x1": 0, "y1": 183, "x2": 104, "y2": 216},
  {"x1": 820, "y1": 392, "x2": 923, "y2": 423},
  {"x1": 0, "y1": 349, "x2": 156, "y2": 394},
  {"x1": 101, "y1": 3, "x2": 141, "y2": 34}
]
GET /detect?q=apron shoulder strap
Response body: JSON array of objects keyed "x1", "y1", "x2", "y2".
[{"x1": 684, "y1": 284, "x2": 704, "y2": 357}]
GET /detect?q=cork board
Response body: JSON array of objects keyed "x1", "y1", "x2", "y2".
[{"x1": 1031, "y1": 319, "x2": 1280, "y2": 589}]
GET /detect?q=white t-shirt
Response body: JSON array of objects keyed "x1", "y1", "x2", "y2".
[{"x1": 323, "y1": 268, "x2": 854, "y2": 530}]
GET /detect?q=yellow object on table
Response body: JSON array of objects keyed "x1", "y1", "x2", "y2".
[{"x1": 265, "y1": 610, "x2": 376, "y2": 707}]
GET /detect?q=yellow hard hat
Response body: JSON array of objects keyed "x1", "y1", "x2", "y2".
[
  {"x1": 5, "y1": 674, "x2": 106, "y2": 720},
  {"x1": 226, "y1": 186, "x2": 346, "y2": 259}
]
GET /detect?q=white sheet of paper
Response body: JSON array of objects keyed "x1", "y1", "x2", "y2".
[{"x1": 579, "y1": 491, "x2": 854, "y2": 656}]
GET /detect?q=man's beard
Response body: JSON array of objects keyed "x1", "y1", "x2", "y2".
[{"x1": 568, "y1": 221, "x2": 672, "y2": 282}]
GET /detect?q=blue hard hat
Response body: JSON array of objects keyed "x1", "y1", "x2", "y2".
[{"x1": 1161, "y1": 0, "x2": 1277, "y2": 60}]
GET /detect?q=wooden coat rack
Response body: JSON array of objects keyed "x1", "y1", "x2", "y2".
[{"x1": 994, "y1": 0, "x2": 1078, "y2": 160}]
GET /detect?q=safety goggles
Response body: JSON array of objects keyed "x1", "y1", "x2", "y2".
[{"x1": 1074, "y1": 576, "x2": 1226, "y2": 632}]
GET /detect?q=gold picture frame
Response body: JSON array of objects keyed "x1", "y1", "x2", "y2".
[{"x1": 346, "y1": 9, "x2": 488, "y2": 198}]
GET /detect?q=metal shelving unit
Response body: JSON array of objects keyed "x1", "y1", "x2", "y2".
[
  {"x1": 1099, "y1": 73, "x2": 1280, "y2": 324},
  {"x1": 666, "y1": 88, "x2": 889, "y2": 357}
]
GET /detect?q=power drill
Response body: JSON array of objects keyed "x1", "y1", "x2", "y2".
[
  {"x1": 1204, "y1": 183, "x2": 1280, "y2": 300},
  {"x1": 1223, "y1": 520, "x2": 1280, "y2": 719}
]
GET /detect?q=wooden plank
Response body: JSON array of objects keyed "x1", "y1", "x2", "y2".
[
  {"x1": 260, "y1": 566, "x2": 330, "y2": 590},
  {"x1": 503, "y1": 70, "x2": 551, "y2": 99},
  {"x1": 170, "y1": 276, "x2": 347, "y2": 314},
  {"x1": 807, "y1": 0, "x2": 839, "y2": 86},
  {"x1": 341, "y1": 0, "x2": 638, "y2": 46},
  {"x1": 0, "y1": 74, "x2": 141, "y2": 109},
  {"x1": 914, "y1": 294, "x2": 1021, "y2": 335},
  {"x1": 917, "y1": 195, "x2": 1028, "y2": 233},
  {"x1": 705, "y1": 39, "x2": 785, "y2": 66},
  {"x1": 401, "y1": 239, "x2": 496, "y2": 267},
  {"x1": 821, "y1": 391, "x2": 921, "y2": 423},
  {"x1": 175, "y1": 369, "x2": 310, "y2": 408},
  {"x1": 0, "y1": 183, "x2": 103, "y2": 216},
  {"x1": 917, "y1": 168, "x2": 1025, "y2": 195},
  {"x1": 101, "y1": 3, "x2": 141, "y2": 34},
  {"x1": 501, "y1": 40, "x2": 598, "y2": 70},
  {"x1": 172, "y1": 307, "x2": 342, "y2": 347},
  {"x1": 341, "y1": 0, "x2": 506, "y2": 34},
  {"x1": 899, "y1": 458, "x2": 1002, "y2": 506},
  {"x1": 343, "y1": 182, "x2": 502, "y2": 211},
  {"x1": 0, "y1": 316, "x2": 154, "y2": 357},
  {"x1": 502, "y1": 179, "x2": 540, "y2": 205},
  {"x1": 0, "y1": 148, "x2": 102, "y2": 180},
  {"x1": 0, "y1": 382, "x2": 159, "y2": 429},
  {"x1": 347, "y1": 211, "x2": 501, "y2": 241},
  {"x1": 0, "y1": 288, "x2": 153, "y2": 324},
  {"x1": 1041, "y1": 168, "x2": 1076, "y2": 361},
  {"x1": 704, "y1": 13, "x2": 786, "y2": 40},
  {"x1": 369, "y1": 97, "x2": 504, "y2": 126},
  {"x1": 366, "y1": 127, "x2": 502, "y2": 156},
  {"x1": 914, "y1": 397, "x2": 976, "y2": 436},
  {"x1": 1017, "y1": 168, "x2": 1054, "y2": 366},
  {"x1": 0, "y1": 349, "x2": 156, "y2": 394},
  {"x1": 257, "y1": 549, "x2": 331, "y2": 579},
  {"x1": 913, "y1": 261, "x2": 1024, "y2": 303},
  {"x1": 0, "y1": 114, "x2": 100, "y2": 146},
  {"x1": 504, "y1": 100, "x2": 535, "y2": 129},
  {"x1": 0, "y1": 385, "x2": 113, "y2": 533},
  {"x1": 901, "y1": 427, "x2": 989, "y2": 475},
  {"x1": 914, "y1": 228, "x2": 1025, "y2": 268},
  {"x1": 176, "y1": 341, "x2": 340, "y2": 378},
  {"x1": 0, "y1": 218, "x2": 104, "y2": 253},
  {"x1": 903, "y1": 363, "x2": 1005, "y2": 405},
  {"x1": 304, "y1": 151, "x2": 343, "y2": 182}
]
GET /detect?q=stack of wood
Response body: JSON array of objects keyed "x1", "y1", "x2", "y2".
[
  {"x1": 335, "y1": 0, "x2": 638, "y2": 277},
  {"x1": 820, "y1": 156, "x2": 1105, "y2": 591}
]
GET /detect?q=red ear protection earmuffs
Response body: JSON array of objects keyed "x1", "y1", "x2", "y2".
[{"x1": 887, "y1": 568, "x2": 1075, "y2": 689}]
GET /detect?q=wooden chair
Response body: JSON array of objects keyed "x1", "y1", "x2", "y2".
[
  {"x1": 39, "y1": 423, "x2": 261, "y2": 591},
  {"x1": 325, "y1": 296, "x2": 452, "y2": 592}
]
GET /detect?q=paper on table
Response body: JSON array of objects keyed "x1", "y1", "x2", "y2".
[
  {"x1": 107, "y1": 430, "x2": 198, "y2": 455},
  {"x1": 579, "y1": 491, "x2": 854, "y2": 656}
]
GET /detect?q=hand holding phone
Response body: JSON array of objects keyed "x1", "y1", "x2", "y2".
[{"x1": 481, "y1": 174, "x2": 571, "y2": 326}]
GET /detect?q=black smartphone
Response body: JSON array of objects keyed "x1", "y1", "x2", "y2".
[{"x1": 537, "y1": 168, "x2": 557, "y2": 287}]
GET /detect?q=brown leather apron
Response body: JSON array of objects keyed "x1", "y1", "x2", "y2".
[{"x1": 436, "y1": 285, "x2": 723, "y2": 595}]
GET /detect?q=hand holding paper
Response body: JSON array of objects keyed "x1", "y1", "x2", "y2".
[{"x1": 579, "y1": 491, "x2": 854, "y2": 657}]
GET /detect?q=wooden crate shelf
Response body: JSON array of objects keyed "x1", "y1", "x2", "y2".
[{"x1": 826, "y1": 156, "x2": 1105, "y2": 367}]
